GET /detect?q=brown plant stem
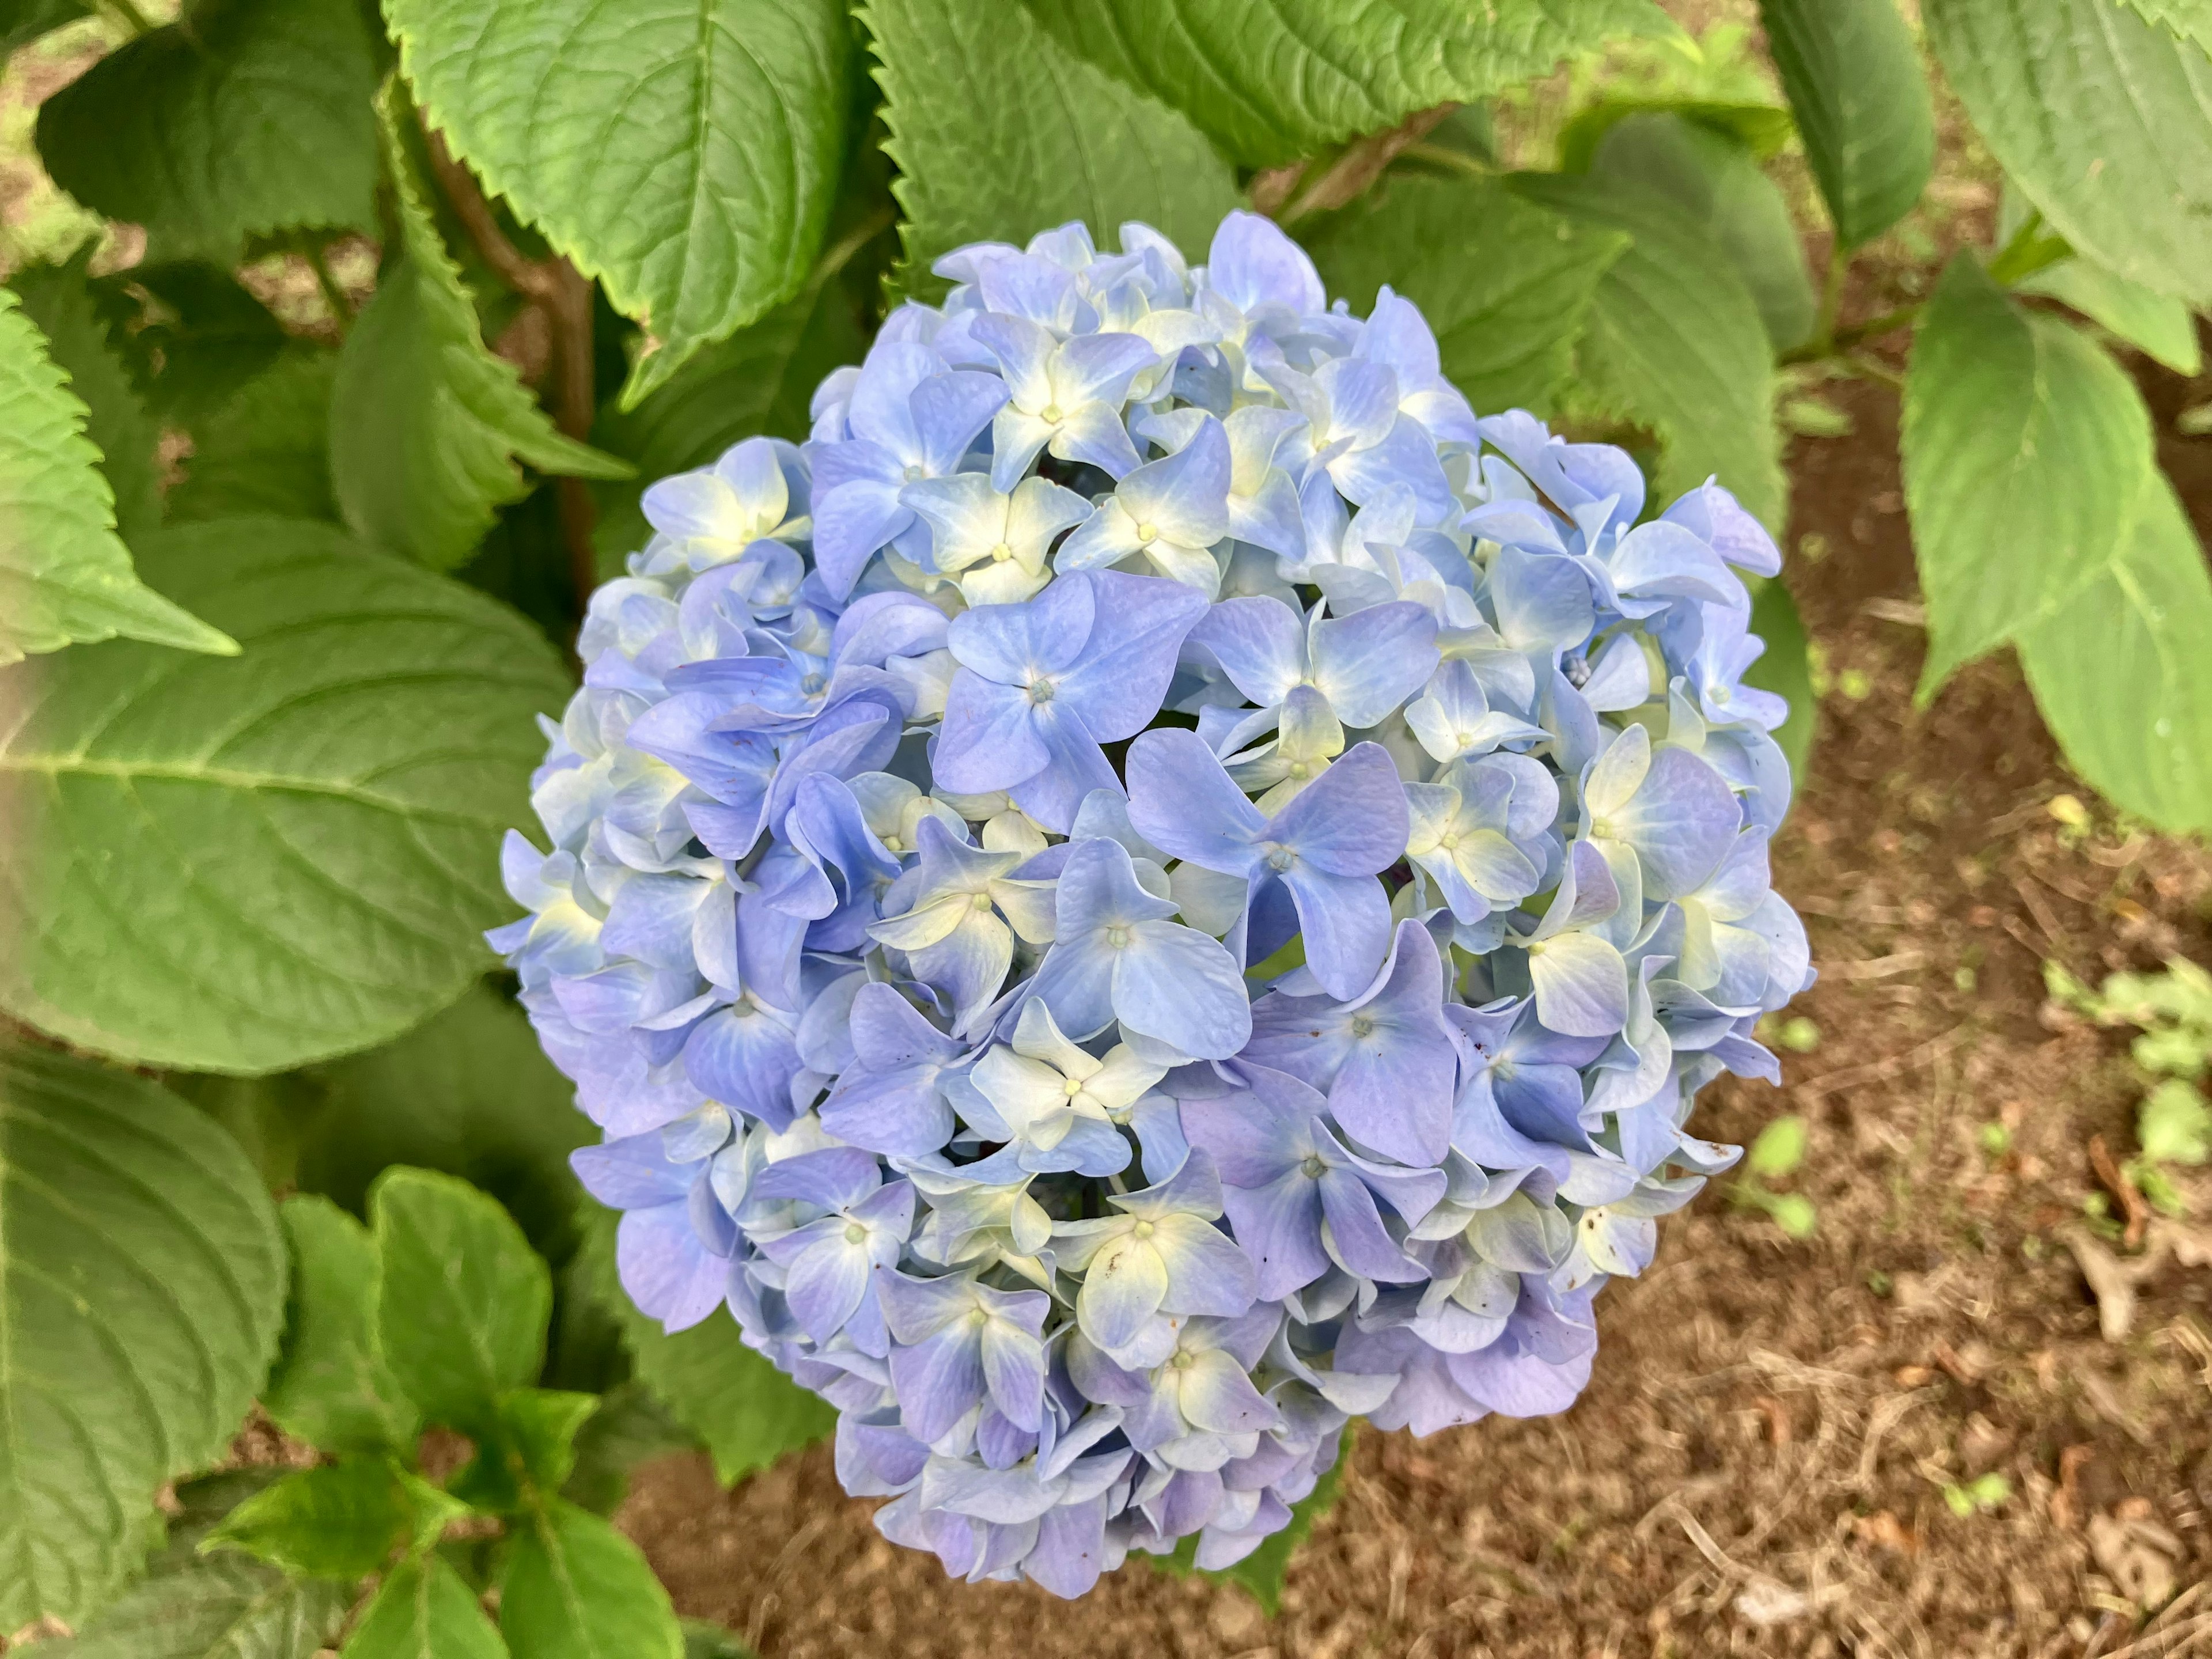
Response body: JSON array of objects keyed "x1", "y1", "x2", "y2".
[{"x1": 421, "y1": 124, "x2": 603, "y2": 619}]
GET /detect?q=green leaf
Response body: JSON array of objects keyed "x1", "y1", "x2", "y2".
[
  {"x1": 1745, "y1": 578, "x2": 1815, "y2": 789},
  {"x1": 1558, "y1": 97, "x2": 1796, "y2": 170},
  {"x1": 0, "y1": 518, "x2": 572, "y2": 1073},
  {"x1": 2122, "y1": 0, "x2": 2212, "y2": 52},
  {"x1": 294, "y1": 983, "x2": 593, "y2": 1266},
  {"x1": 590, "y1": 278, "x2": 867, "y2": 572},
  {"x1": 203, "y1": 1460, "x2": 422, "y2": 1581},
  {"x1": 1902, "y1": 255, "x2": 2153, "y2": 693},
  {"x1": 45, "y1": 1554, "x2": 348, "y2": 1659},
  {"x1": 35, "y1": 0, "x2": 380, "y2": 265},
  {"x1": 500, "y1": 1499, "x2": 683, "y2": 1659},
  {"x1": 1747, "y1": 1114, "x2": 1809, "y2": 1179},
  {"x1": 1157, "y1": 1429, "x2": 1348, "y2": 1614},
  {"x1": 1768, "y1": 1193, "x2": 1818, "y2": 1238},
  {"x1": 862, "y1": 0, "x2": 1241, "y2": 301},
  {"x1": 0, "y1": 286, "x2": 234, "y2": 665},
  {"x1": 2, "y1": 0, "x2": 92, "y2": 55},
  {"x1": 2002, "y1": 183, "x2": 2203, "y2": 377},
  {"x1": 169, "y1": 350, "x2": 343, "y2": 525},
  {"x1": 12, "y1": 252, "x2": 161, "y2": 540},
  {"x1": 2141, "y1": 1078, "x2": 2212, "y2": 1165},
  {"x1": 0, "y1": 1044, "x2": 287, "y2": 1627},
  {"x1": 1298, "y1": 173, "x2": 1628, "y2": 419},
  {"x1": 563, "y1": 1384, "x2": 697, "y2": 1517},
  {"x1": 1925, "y1": 0, "x2": 2212, "y2": 306},
  {"x1": 386, "y1": 0, "x2": 854, "y2": 407},
  {"x1": 94, "y1": 261, "x2": 290, "y2": 424},
  {"x1": 1584, "y1": 112, "x2": 1815, "y2": 350},
  {"x1": 577, "y1": 1212, "x2": 832, "y2": 1484},
  {"x1": 1510, "y1": 171, "x2": 1786, "y2": 531},
  {"x1": 2013, "y1": 463, "x2": 2212, "y2": 834},
  {"x1": 449, "y1": 1388, "x2": 600, "y2": 1514},
  {"x1": 263, "y1": 1195, "x2": 421, "y2": 1456},
  {"x1": 331, "y1": 98, "x2": 629, "y2": 572},
  {"x1": 371, "y1": 1168, "x2": 552, "y2": 1433},
  {"x1": 340, "y1": 1554, "x2": 509, "y2": 1659},
  {"x1": 1016, "y1": 0, "x2": 1673, "y2": 169},
  {"x1": 1758, "y1": 0, "x2": 1933, "y2": 249}
]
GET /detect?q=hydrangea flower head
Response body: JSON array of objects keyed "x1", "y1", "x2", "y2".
[{"x1": 495, "y1": 208, "x2": 1812, "y2": 1596}]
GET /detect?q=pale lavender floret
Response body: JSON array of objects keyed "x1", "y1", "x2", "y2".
[
  {"x1": 1126, "y1": 730, "x2": 1407, "y2": 999},
  {"x1": 936, "y1": 570, "x2": 1207, "y2": 832},
  {"x1": 1241, "y1": 919, "x2": 1460, "y2": 1166},
  {"x1": 1182, "y1": 1064, "x2": 1445, "y2": 1297}
]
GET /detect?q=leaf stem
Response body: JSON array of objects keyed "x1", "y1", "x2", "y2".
[
  {"x1": 1812, "y1": 241, "x2": 1849, "y2": 354},
  {"x1": 94, "y1": 0, "x2": 154, "y2": 36},
  {"x1": 420, "y1": 120, "x2": 603, "y2": 622},
  {"x1": 304, "y1": 244, "x2": 353, "y2": 334},
  {"x1": 1397, "y1": 141, "x2": 1493, "y2": 180},
  {"x1": 1278, "y1": 103, "x2": 1457, "y2": 224}
]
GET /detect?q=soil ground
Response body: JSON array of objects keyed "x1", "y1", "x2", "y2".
[{"x1": 616, "y1": 359, "x2": 2212, "y2": 1659}]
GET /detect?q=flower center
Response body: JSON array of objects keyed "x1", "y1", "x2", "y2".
[
  {"x1": 843, "y1": 1222, "x2": 867, "y2": 1244},
  {"x1": 1288, "y1": 761, "x2": 1310, "y2": 779},
  {"x1": 1168, "y1": 1349, "x2": 1195, "y2": 1370},
  {"x1": 970, "y1": 1308, "x2": 990, "y2": 1327},
  {"x1": 1349, "y1": 1015, "x2": 1376, "y2": 1039},
  {"x1": 972, "y1": 892, "x2": 995, "y2": 911},
  {"x1": 903, "y1": 464, "x2": 925, "y2": 482},
  {"x1": 1027, "y1": 677, "x2": 1056, "y2": 704},
  {"x1": 1041, "y1": 403, "x2": 1063, "y2": 423},
  {"x1": 1105, "y1": 923, "x2": 1131, "y2": 948},
  {"x1": 1063, "y1": 1077, "x2": 1085, "y2": 1097},
  {"x1": 1301, "y1": 1153, "x2": 1327, "y2": 1180},
  {"x1": 989, "y1": 541, "x2": 1014, "y2": 562},
  {"x1": 1438, "y1": 831, "x2": 1460, "y2": 850},
  {"x1": 801, "y1": 673, "x2": 825, "y2": 695},
  {"x1": 1590, "y1": 818, "x2": 1615, "y2": 839},
  {"x1": 1135, "y1": 521, "x2": 1158, "y2": 544},
  {"x1": 1263, "y1": 842, "x2": 1296, "y2": 872},
  {"x1": 1132, "y1": 1219, "x2": 1156, "y2": 1240}
]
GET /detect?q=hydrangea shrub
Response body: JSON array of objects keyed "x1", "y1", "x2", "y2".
[{"x1": 499, "y1": 209, "x2": 1810, "y2": 1596}]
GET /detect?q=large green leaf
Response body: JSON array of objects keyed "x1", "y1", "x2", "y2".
[
  {"x1": 1584, "y1": 112, "x2": 1815, "y2": 351},
  {"x1": 39, "y1": 1554, "x2": 347, "y2": 1659},
  {"x1": 590, "y1": 279, "x2": 866, "y2": 571},
  {"x1": 0, "y1": 518, "x2": 571, "y2": 1073},
  {"x1": 386, "y1": 0, "x2": 854, "y2": 407},
  {"x1": 170, "y1": 351, "x2": 342, "y2": 525},
  {"x1": 294, "y1": 984, "x2": 592, "y2": 1264},
  {"x1": 2016, "y1": 465, "x2": 2212, "y2": 833},
  {"x1": 12, "y1": 254, "x2": 161, "y2": 541},
  {"x1": 2122, "y1": 0, "x2": 2212, "y2": 50},
  {"x1": 862, "y1": 0, "x2": 1240, "y2": 298},
  {"x1": 35, "y1": 0, "x2": 380, "y2": 265},
  {"x1": 1016, "y1": 0, "x2": 1671, "y2": 168},
  {"x1": 500, "y1": 1499, "x2": 683, "y2": 1659},
  {"x1": 371, "y1": 1168, "x2": 551, "y2": 1434},
  {"x1": 576, "y1": 1212, "x2": 832, "y2": 1484},
  {"x1": 1298, "y1": 172, "x2": 1628, "y2": 418},
  {"x1": 2000, "y1": 184, "x2": 2202, "y2": 376},
  {"x1": 0, "y1": 1046, "x2": 287, "y2": 1627},
  {"x1": 331, "y1": 101, "x2": 628, "y2": 572},
  {"x1": 1925, "y1": 0, "x2": 2212, "y2": 306},
  {"x1": 340, "y1": 1555, "x2": 509, "y2": 1659},
  {"x1": 263, "y1": 1196, "x2": 421, "y2": 1456},
  {"x1": 1759, "y1": 0, "x2": 1933, "y2": 249},
  {"x1": 1510, "y1": 172, "x2": 1786, "y2": 529},
  {"x1": 0, "y1": 287, "x2": 233, "y2": 665},
  {"x1": 1902, "y1": 256, "x2": 2152, "y2": 692}
]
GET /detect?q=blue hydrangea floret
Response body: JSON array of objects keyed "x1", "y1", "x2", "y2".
[{"x1": 492, "y1": 210, "x2": 1813, "y2": 1597}]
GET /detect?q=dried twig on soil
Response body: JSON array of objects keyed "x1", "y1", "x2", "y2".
[
  {"x1": 2089, "y1": 1134, "x2": 2154, "y2": 1248},
  {"x1": 1796, "y1": 1024, "x2": 1971, "y2": 1103}
]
